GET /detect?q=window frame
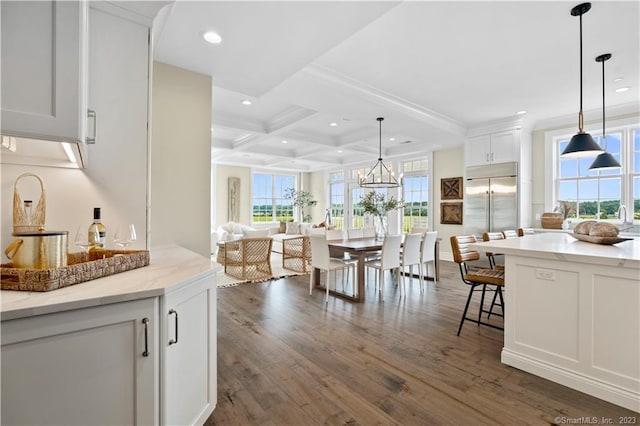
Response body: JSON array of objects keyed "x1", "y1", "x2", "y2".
[
  {"x1": 250, "y1": 171, "x2": 297, "y2": 224},
  {"x1": 544, "y1": 116, "x2": 639, "y2": 224}
]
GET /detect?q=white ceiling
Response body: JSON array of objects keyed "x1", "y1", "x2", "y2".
[{"x1": 153, "y1": 1, "x2": 640, "y2": 172}]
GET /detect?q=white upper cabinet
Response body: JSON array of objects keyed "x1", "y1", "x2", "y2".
[
  {"x1": 1, "y1": 1, "x2": 89, "y2": 157},
  {"x1": 465, "y1": 129, "x2": 519, "y2": 167}
]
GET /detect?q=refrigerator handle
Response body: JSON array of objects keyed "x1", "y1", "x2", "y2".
[
  {"x1": 489, "y1": 190, "x2": 494, "y2": 231},
  {"x1": 486, "y1": 190, "x2": 490, "y2": 231}
]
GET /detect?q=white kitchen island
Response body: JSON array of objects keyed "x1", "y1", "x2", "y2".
[
  {"x1": 471, "y1": 233, "x2": 640, "y2": 412},
  {"x1": 1, "y1": 245, "x2": 219, "y2": 425}
]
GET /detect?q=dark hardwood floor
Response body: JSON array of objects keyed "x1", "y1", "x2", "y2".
[{"x1": 206, "y1": 261, "x2": 636, "y2": 425}]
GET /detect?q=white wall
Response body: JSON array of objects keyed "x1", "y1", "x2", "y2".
[
  {"x1": 150, "y1": 62, "x2": 211, "y2": 257},
  {"x1": 432, "y1": 147, "x2": 465, "y2": 261}
]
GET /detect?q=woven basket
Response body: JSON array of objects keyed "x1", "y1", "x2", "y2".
[
  {"x1": 12, "y1": 173, "x2": 46, "y2": 233},
  {"x1": 541, "y1": 213, "x2": 563, "y2": 229},
  {"x1": 1, "y1": 249, "x2": 149, "y2": 292}
]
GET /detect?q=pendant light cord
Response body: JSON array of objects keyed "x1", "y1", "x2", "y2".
[
  {"x1": 578, "y1": 13, "x2": 584, "y2": 132},
  {"x1": 601, "y1": 57, "x2": 605, "y2": 141},
  {"x1": 378, "y1": 118, "x2": 383, "y2": 161}
]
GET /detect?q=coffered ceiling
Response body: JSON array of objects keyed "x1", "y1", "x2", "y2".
[{"x1": 153, "y1": 1, "x2": 639, "y2": 172}]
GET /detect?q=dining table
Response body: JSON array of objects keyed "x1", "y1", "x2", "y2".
[{"x1": 312, "y1": 236, "x2": 440, "y2": 302}]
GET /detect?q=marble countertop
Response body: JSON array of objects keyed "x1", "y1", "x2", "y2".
[
  {"x1": 470, "y1": 232, "x2": 640, "y2": 269},
  {"x1": 1, "y1": 245, "x2": 220, "y2": 321}
]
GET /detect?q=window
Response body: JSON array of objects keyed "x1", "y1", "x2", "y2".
[
  {"x1": 402, "y1": 160, "x2": 429, "y2": 232},
  {"x1": 252, "y1": 173, "x2": 295, "y2": 223},
  {"x1": 549, "y1": 120, "x2": 638, "y2": 223},
  {"x1": 329, "y1": 172, "x2": 344, "y2": 229}
]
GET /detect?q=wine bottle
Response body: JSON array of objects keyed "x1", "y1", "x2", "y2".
[{"x1": 88, "y1": 207, "x2": 106, "y2": 249}]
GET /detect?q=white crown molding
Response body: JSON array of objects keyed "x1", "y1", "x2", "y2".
[
  {"x1": 214, "y1": 114, "x2": 267, "y2": 135},
  {"x1": 90, "y1": 1, "x2": 172, "y2": 26},
  {"x1": 466, "y1": 117, "x2": 529, "y2": 138},
  {"x1": 532, "y1": 102, "x2": 640, "y2": 131},
  {"x1": 266, "y1": 106, "x2": 318, "y2": 133},
  {"x1": 305, "y1": 64, "x2": 467, "y2": 137}
]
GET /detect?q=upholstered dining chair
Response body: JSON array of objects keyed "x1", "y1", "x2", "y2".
[
  {"x1": 308, "y1": 233, "x2": 357, "y2": 303},
  {"x1": 399, "y1": 233, "x2": 422, "y2": 296},
  {"x1": 450, "y1": 235, "x2": 505, "y2": 336},
  {"x1": 347, "y1": 228, "x2": 364, "y2": 239},
  {"x1": 224, "y1": 237, "x2": 273, "y2": 281},
  {"x1": 364, "y1": 234, "x2": 402, "y2": 302},
  {"x1": 418, "y1": 231, "x2": 438, "y2": 289},
  {"x1": 482, "y1": 232, "x2": 505, "y2": 269}
]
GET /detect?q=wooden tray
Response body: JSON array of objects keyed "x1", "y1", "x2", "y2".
[
  {"x1": 570, "y1": 233, "x2": 633, "y2": 245},
  {"x1": 1, "y1": 249, "x2": 149, "y2": 292}
]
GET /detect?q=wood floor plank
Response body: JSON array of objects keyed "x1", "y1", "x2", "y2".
[{"x1": 207, "y1": 260, "x2": 637, "y2": 425}]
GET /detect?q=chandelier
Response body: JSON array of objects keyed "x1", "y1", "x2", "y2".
[{"x1": 359, "y1": 117, "x2": 400, "y2": 188}]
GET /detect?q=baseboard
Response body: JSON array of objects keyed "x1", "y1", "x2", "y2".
[{"x1": 502, "y1": 349, "x2": 640, "y2": 413}]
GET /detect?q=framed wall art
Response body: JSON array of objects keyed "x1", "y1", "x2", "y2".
[
  {"x1": 441, "y1": 177, "x2": 463, "y2": 200},
  {"x1": 228, "y1": 177, "x2": 240, "y2": 222},
  {"x1": 440, "y1": 202, "x2": 463, "y2": 225}
]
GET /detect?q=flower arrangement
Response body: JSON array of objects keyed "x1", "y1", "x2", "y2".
[
  {"x1": 284, "y1": 188, "x2": 317, "y2": 223},
  {"x1": 359, "y1": 191, "x2": 402, "y2": 238}
]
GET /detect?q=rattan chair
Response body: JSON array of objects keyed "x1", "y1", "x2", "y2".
[
  {"x1": 282, "y1": 235, "x2": 311, "y2": 273},
  {"x1": 224, "y1": 237, "x2": 273, "y2": 281},
  {"x1": 450, "y1": 235, "x2": 505, "y2": 336}
]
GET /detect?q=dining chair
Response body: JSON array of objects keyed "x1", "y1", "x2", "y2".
[
  {"x1": 325, "y1": 229, "x2": 344, "y2": 241},
  {"x1": 362, "y1": 227, "x2": 376, "y2": 238},
  {"x1": 308, "y1": 233, "x2": 357, "y2": 303},
  {"x1": 517, "y1": 227, "x2": 535, "y2": 236},
  {"x1": 399, "y1": 233, "x2": 422, "y2": 296},
  {"x1": 364, "y1": 234, "x2": 402, "y2": 302},
  {"x1": 482, "y1": 232, "x2": 505, "y2": 269},
  {"x1": 347, "y1": 228, "x2": 364, "y2": 239},
  {"x1": 224, "y1": 237, "x2": 273, "y2": 281},
  {"x1": 418, "y1": 231, "x2": 438, "y2": 289},
  {"x1": 502, "y1": 229, "x2": 518, "y2": 239},
  {"x1": 450, "y1": 235, "x2": 505, "y2": 336}
]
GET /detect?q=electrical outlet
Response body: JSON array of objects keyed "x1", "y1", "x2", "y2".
[{"x1": 535, "y1": 269, "x2": 556, "y2": 281}]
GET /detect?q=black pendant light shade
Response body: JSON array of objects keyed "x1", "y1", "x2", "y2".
[
  {"x1": 359, "y1": 117, "x2": 400, "y2": 188},
  {"x1": 589, "y1": 53, "x2": 621, "y2": 170},
  {"x1": 561, "y1": 2, "x2": 603, "y2": 159}
]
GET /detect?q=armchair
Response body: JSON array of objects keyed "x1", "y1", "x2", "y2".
[{"x1": 224, "y1": 237, "x2": 273, "y2": 281}]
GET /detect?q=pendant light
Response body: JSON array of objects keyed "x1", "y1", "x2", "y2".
[
  {"x1": 359, "y1": 117, "x2": 400, "y2": 188},
  {"x1": 561, "y1": 3, "x2": 603, "y2": 158},
  {"x1": 589, "y1": 53, "x2": 622, "y2": 170}
]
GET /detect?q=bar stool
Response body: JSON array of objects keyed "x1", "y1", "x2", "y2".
[
  {"x1": 482, "y1": 232, "x2": 505, "y2": 269},
  {"x1": 450, "y1": 235, "x2": 505, "y2": 336},
  {"x1": 518, "y1": 228, "x2": 535, "y2": 236}
]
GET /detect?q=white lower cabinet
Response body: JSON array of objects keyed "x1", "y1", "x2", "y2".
[
  {"x1": 161, "y1": 275, "x2": 217, "y2": 425},
  {"x1": 1, "y1": 298, "x2": 159, "y2": 425},
  {"x1": 1, "y1": 272, "x2": 217, "y2": 425}
]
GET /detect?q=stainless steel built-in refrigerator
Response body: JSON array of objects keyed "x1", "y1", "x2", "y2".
[{"x1": 464, "y1": 162, "x2": 518, "y2": 236}]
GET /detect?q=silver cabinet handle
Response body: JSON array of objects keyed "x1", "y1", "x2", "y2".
[
  {"x1": 142, "y1": 317, "x2": 150, "y2": 357},
  {"x1": 86, "y1": 109, "x2": 97, "y2": 144},
  {"x1": 486, "y1": 153, "x2": 489, "y2": 162},
  {"x1": 168, "y1": 309, "x2": 178, "y2": 345}
]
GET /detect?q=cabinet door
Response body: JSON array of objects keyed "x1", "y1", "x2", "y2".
[
  {"x1": 1, "y1": 0, "x2": 86, "y2": 142},
  {"x1": 87, "y1": 7, "x2": 149, "y2": 241},
  {"x1": 162, "y1": 273, "x2": 217, "y2": 425},
  {"x1": 1, "y1": 298, "x2": 159, "y2": 425},
  {"x1": 465, "y1": 134, "x2": 491, "y2": 166},
  {"x1": 490, "y1": 130, "x2": 517, "y2": 164}
]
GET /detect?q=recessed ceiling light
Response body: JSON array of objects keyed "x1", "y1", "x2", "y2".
[
  {"x1": 516, "y1": 110, "x2": 527, "y2": 115},
  {"x1": 615, "y1": 87, "x2": 630, "y2": 93},
  {"x1": 389, "y1": 137, "x2": 396, "y2": 141},
  {"x1": 281, "y1": 140, "x2": 288, "y2": 144},
  {"x1": 329, "y1": 122, "x2": 338, "y2": 127},
  {"x1": 613, "y1": 77, "x2": 624, "y2": 82},
  {"x1": 241, "y1": 100, "x2": 252, "y2": 106},
  {"x1": 337, "y1": 150, "x2": 343, "y2": 153},
  {"x1": 203, "y1": 31, "x2": 222, "y2": 44}
]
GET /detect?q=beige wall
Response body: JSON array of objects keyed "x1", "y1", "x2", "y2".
[
  {"x1": 214, "y1": 164, "x2": 252, "y2": 226},
  {"x1": 308, "y1": 171, "x2": 325, "y2": 224},
  {"x1": 432, "y1": 146, "x2": 465, "y2": 261},
  {"x1": 151, "y1": 62, "x2": 211, "y2": 257}
]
